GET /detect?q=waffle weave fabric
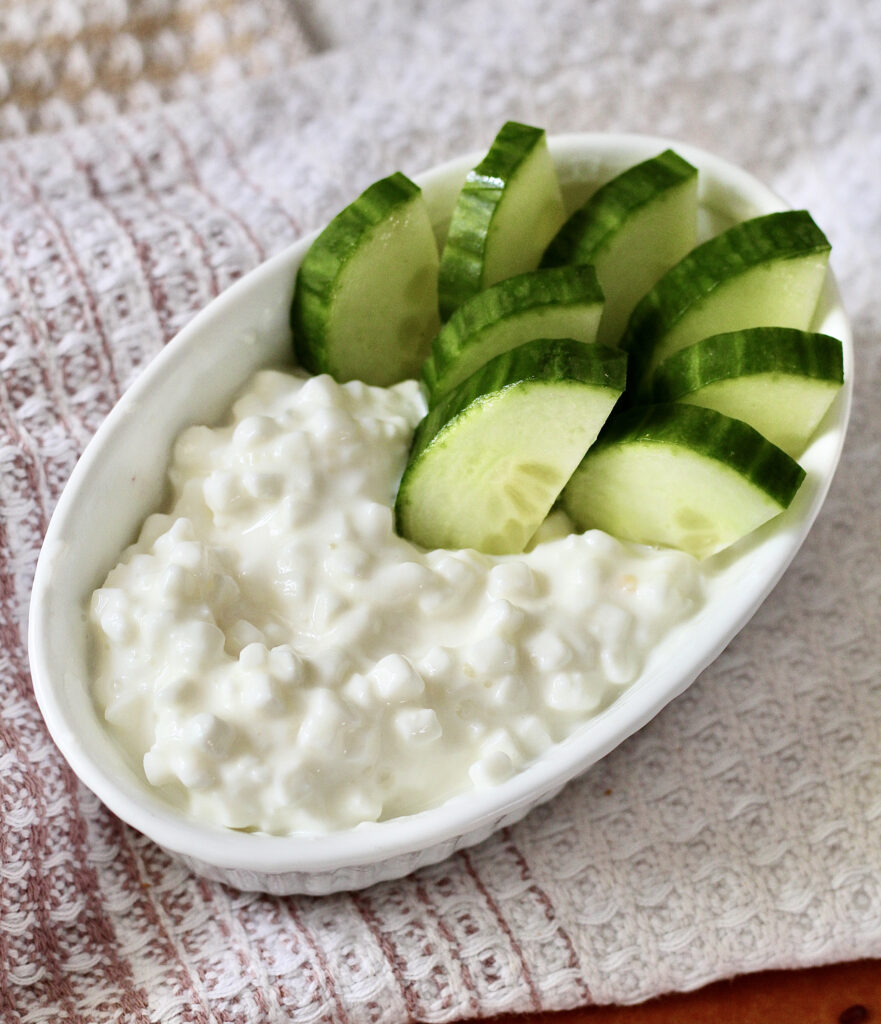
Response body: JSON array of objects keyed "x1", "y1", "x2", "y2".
[
  {"x1": 2, "y1": 0, "x2": 881, "y2": 1020},
  {"x1": 0, "y1": 0, "x2": 312, "y2": 136}
]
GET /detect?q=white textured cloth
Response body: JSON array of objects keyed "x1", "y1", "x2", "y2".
[
  {"x1": 2, "y1": 0, "x2": 881, "y2": 1019},
  {"x1": 0, "y1": 0, "x2": 312, "y2": 136}
]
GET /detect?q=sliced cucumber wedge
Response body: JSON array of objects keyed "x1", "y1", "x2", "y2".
[
  {"x1": 421, "y1": 265, "x2": 604, "y2": 405},
  {"x1": 291, "y1": 172, "x2": 440, "y2": 387},
  {"x1": 438, "y1": 121, "x2": 566, "y2": 320},
  {"x1": 562, "y1": 403, "x2": 806, "y2": 559},
  {"x1": 621, "y1": 210, "x2": 831, "y2": 395},
  {"x1": 542, "y1": 149, "x2": 698, "y2": 347},
  {"x1": 649, "y1": 327, "x2": 844, "y2": 457},
  {"x1": 396, "y1": 338, "x2": 626, "y2": 555}
]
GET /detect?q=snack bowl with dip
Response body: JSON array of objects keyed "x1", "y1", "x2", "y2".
[{"x1": 28, "y1": 134, "x2": 852, "y2": 895}]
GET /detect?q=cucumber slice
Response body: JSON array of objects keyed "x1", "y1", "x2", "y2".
[
  {"x1": 291, "y1": 172, "x2": 440, "y2": 387},
  {"x1": 542, "y1": 149, "x2": 698, "y2": 347},
  {"x1": 396, "y1": 338, "x2": 626, "y2": 555},
  {"x1": 438, "y1": 121, "x2": 566, "y2": 320},
  {"x1": 421, "y1": 265, "x2": 604, "y2": 405},
  {"x1": 649, "y1": 327, "x2": 844, "y2": 457},
  {"x1": 562, "y1": 403, "x2": 806, "y2": 559},
  {"x1": 620, "y1": 210, "x2": 831, "y2": 395}
]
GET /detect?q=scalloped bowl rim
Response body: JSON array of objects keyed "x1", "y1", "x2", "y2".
[{"x1": 28, "y1": 132, "x2": 853, "y2": 882}]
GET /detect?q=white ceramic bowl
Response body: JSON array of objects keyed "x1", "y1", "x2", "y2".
[{"x1": 28, "y1": 134, "x2": 853, "y2": 895}]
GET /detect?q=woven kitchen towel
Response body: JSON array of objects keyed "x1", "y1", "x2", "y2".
[
  {"x1": 0, "y1": 0, "x2": 313, "y2": 137},
  {"x1": 3, "y1": 0, "x2": 881, "y2": 1020}
]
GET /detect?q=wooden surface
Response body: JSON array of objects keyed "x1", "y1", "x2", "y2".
[{"x1": 490, "y1": 961, "x2": 881, "y2": 1024}]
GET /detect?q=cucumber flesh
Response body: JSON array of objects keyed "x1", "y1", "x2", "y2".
[
  {"x1": 562, "y1": 403, "x2": 806, "y2": 559},
  {"x1": 621, "y1": 210, "x2": 831, "y2": 395},
  {"x1": 396, "y1": 338, "x2": 626, "y2": 555},
  {"x1": 291, "y1": 172, "x2": 440, "y2": 387},
  {"x1": 421, "y1": 265, "x2": 604, "y2": 405},
  {"x1": 650, "y1": 327, "x2": 844, "y2": 456},
  {"x1": 542, "y1": 149, "x2": 698, "y2": 347},
  {"x1": 438, "y1": 122, "x2": 566, "y2": 320}
]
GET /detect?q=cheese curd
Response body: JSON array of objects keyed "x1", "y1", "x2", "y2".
[{"x1": 90, "y1": 369, "x2": 702, "y2": 834}]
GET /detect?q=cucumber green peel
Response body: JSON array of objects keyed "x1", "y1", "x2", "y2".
[
  {"x1": 562, "y1": 403, "x2": 806, "y2": 558},
  {"x1": 649, "y1": 327, "x2": 843, "y2": 456},
  {"x1": 620, "y1": 210, "x2": 831, "y2": 395},
  {"x1": 291, "y1": 171, "x2": 440, "y2": 386},
  {"x1": 422, "y1": 264, "x2": 604, "y2": 405},
  {"x1": 541, "y1": 149, "x2": 698, "y2": 347},
  {"x1": 397, "y1": 337, "x2": 626, "y2": 554},
  {"x1": 542, "y1": 149, "x2": 696, "y2": 264},
  {"x1": 438, "y1": 121, "x2": 566, "y2": 320}
]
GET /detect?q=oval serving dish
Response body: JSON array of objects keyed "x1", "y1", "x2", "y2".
[{"x1": 28, "y1": 134, "x2": 853, "y2": 895}]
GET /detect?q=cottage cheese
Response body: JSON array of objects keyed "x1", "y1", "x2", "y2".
[{"x1": 90, "y1": 368, "x2": 702, "y2": 834}]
